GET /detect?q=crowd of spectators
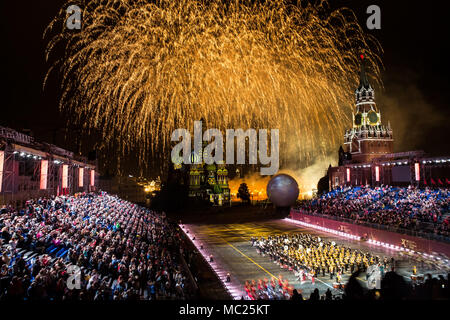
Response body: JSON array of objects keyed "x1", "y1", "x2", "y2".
[
  {"x1": 342, "y1": 270, "x2": 450, "y2": 300},
  {"x1": 0, "y1": 193, "x2": 192, "y2": 301},
  {"x1": 243, "y1": 271, "x2": 450, "y2": 300},
  {"x1": 296, "y1": 186, "x2": 450, "y2": 236}
]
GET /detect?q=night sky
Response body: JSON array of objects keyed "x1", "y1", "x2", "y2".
[{"x1": 1, "y1": 1, "x2": 449, "y2": 176}]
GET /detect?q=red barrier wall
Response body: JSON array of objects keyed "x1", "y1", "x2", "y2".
[{"x1": 290, "y1": 209, "x2": 450, "y2": 257}]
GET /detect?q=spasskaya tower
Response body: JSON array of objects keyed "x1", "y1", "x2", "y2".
[{"x1": 343, "y1": 55, "x2": 394, "y2": 163}]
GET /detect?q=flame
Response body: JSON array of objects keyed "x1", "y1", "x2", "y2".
[{"x1": 230, "y1": 156, "x2": 336, "y2": 201}]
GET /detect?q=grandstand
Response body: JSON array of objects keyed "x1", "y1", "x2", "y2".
[
  {"x1": 0, "y1": 193, "x2": 194, "y2": 300},
  {"x1": 329, "y1": 151, "x2": 450, "y2": 189},
  {"x1": 297, "y1": 186, "x2": 449, "y2": 237}
]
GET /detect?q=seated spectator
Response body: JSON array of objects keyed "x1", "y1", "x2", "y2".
[
  {"x1": 295, "y1": 186, "x2": 449, "y2": 237},
  {"x1": 0, "y1": 193, "x2": 191, "y2": 301}
]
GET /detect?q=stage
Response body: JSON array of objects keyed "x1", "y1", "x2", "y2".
[{"x1": 182, "y1": 218, "x2": 448, "y2": 299}]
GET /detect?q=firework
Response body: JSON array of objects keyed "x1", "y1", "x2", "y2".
[{"x1": 45, "y1": 0, "x2": 382, "y2": 171}]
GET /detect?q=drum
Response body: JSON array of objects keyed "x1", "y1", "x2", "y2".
[
  {"x1": 333, "y1": 283, "x2": 340, "y2": 289},
  {"x1": 417, "y1": 275, "x2": 424, "y2": 281},
  {"x1": 411, "y1": 275, "x2": 418, "y2": 281}
]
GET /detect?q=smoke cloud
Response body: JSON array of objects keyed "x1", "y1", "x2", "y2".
[
  {"x1": 378, "y1": 68, "x2": 445, "y2": 154},
  {"x1": 229, "y1": 156, "x2": 336, "y2": 200}
]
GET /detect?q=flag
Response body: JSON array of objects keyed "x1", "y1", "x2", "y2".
[
  {"x1": 431, "y1": 178, "x2": 436, "y2": 185},
  {"x1": 446, "y1": 178, "x2": 450, "y2": 185},
  {"x1": 438, "y1": 179, "x2": 443, "y2": 185}
]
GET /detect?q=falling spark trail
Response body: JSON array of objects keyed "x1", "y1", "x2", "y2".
[{"x1": 45, "y1": 0, "x2": 382, "y2": 170}]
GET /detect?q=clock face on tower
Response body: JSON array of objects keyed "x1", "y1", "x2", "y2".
[
  {"x1": 354, "y1": 113, "x2": 362, "y2": 126},
  {"x1": 367, "y1": 111, "x2": 379, "y2": 125}
]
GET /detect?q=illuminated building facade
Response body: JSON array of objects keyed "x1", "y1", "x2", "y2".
[
  {"x1": 187, "y1": 156, "x2": 230, "y2": 206},
  {"x1": 343, "y1": 56, "x2": 394, "y2": 163},
  {"x1": 171, "y1": 119, "x2": 231, "y2": 206},
  {"x1": 0, "y1": 126, "x2": 96, "y2": 205},
  {"x1": 328, "y1": 59, "x2": 450, "y2": 189}
]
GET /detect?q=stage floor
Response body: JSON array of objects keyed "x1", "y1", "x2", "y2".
[{"x1": 186, "y1": 219, "x2": 447, "y2": 299}]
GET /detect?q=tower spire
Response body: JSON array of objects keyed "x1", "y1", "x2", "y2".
[{"x1": 358, "y1": 54, "x2": 371, "y2": 90}]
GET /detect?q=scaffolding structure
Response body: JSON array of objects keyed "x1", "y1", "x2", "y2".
[
  {"x1": 0, "y1": 126, "x2": 97, "y2": 206},
  {"x1": 329, "y1": 150, "x2": 450, "y2": 189}
]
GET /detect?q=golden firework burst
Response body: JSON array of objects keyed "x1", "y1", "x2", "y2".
[{"x1": 45, "y1": 0, "x2": 382, "y2": 170}]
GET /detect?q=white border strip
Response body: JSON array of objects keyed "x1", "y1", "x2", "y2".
[
  {"x1": 284, "y1": 218, "x2": 449, "y2": 264},
  {"x1": 179, "y1": 224, "x2": 243, "y2": 300},
  {"x1": 285, "y1": 218, "x2": 361, "y2": 241}
]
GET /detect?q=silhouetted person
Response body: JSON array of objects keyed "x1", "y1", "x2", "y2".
[
  {"x1": 291, "y1": 289, "x2": 303, "y2": 301},
  {"x1": 447, "y1": 273, "x2": 450, "y2": 299},
  {"x1": 309, "y1": 288, "x2": 320, "y2": 301},
  {"x1": 343, "y1": 270, "x2": 365, "y2": 300},
  {"x1": 325, "y1": 288, "x2": 332, "y2": 301},
  {"x1": 380, "y1": 270, "x2": 411, "y2": 300}
]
